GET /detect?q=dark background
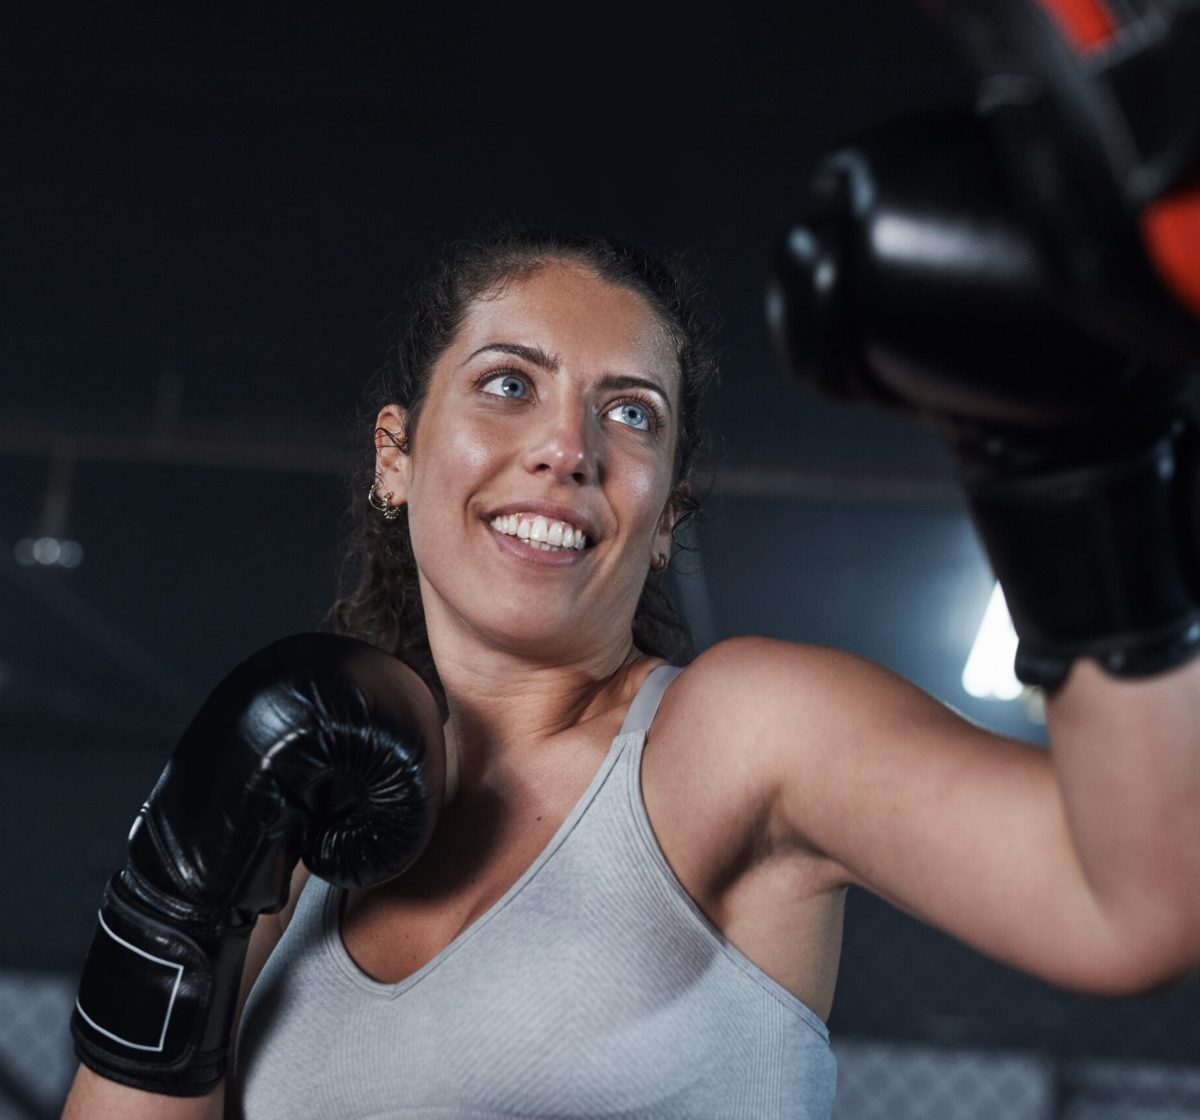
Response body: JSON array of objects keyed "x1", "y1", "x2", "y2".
[{"x1": 4, "y1": 3, "x2": 1198, "y2": 1108}]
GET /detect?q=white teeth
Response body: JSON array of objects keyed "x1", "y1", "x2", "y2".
[{"x1": 489, "y1": 514, "x2": 590, "y2": 551}]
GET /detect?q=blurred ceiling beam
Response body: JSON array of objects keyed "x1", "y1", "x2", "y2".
[{"x1": 0, "y1": 425, "x2": 962, "y2": 505}]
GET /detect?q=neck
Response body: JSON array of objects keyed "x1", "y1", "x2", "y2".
[{"x1": 427, "y1": 615, "x2": 646, "y2": 795}]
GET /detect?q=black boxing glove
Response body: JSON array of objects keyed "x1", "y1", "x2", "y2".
[
  {"x1": 70, "y1": 632, "x2": 444, "y2": 1096},
  {"x1": 768, "y1": 103, "x2": 1200, "y2": 690}
]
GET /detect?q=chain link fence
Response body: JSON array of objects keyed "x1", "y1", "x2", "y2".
[
  {"x1": 0, "y1": 972, "x2": 74, "y2": 1120},
  {"x1": 833, "y1": 1041, "x2": 1054, "y2": 1119},
  {"x1": 830, "y1": 889, "x2": 1200, "y2": 1118}
]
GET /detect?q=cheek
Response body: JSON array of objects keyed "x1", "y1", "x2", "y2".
[
  {"x1": 628, "y1": 466, "x2": 667, "y2": 508},
  {"x1": 617, "y1": 454, "x2": 675, "y2": 536},
  {"x1": 413, "y1": 416, "x2": 503, "y2": 499},
  {"x1": 405, "y1": 416, "x2": 508, "y2": 562},
  {"x1": 455, "y1": 423, "x2": 500, "y2": 476}
]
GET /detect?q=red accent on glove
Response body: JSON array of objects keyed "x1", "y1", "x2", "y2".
[
  {"x1": 1143, "y1": 176, "x2": 1200, "y2": 320},
  {"x1": 1034, "y1": 0, "x2": 1118, "y2": 51}
]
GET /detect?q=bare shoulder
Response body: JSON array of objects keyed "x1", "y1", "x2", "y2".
[
  {"x1": 644, "y1": 637, "x2": 889, "y2": 858},
  {"x1": 650, "y1": 637, "x2": 851, "y2": 785},
  {"x1": 671, "y1": 634, "x2": 885, "y2": 697},
  {"x1": 661, "y1": 635, "x2": 939, "y2": 748},
  {"x1": 654, "y1": 636, "x2": 1005, "y2": 860}
]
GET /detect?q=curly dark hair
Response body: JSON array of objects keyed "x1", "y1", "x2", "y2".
[{"x1": 327, "y1": 225, "x2": 719, "y2": 711}]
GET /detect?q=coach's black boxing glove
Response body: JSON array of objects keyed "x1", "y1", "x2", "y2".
[
  {"x1": 70, "y1": 633, "x2": 444, "y2": 1095},
  {"x1": 768, "y1": 107, "x2": 1200, "y2": 688}
]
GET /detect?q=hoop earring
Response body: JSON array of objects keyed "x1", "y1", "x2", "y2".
[{"x1": 369, "y1": 474, "x2": 403, "y2": 521}]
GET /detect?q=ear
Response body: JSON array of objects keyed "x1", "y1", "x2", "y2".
[
  {"x1": 651, "y1": 482, "x2": 688, "y2": 567},
  {"x1": 374, "y1": 404, "x2": 411, "y2": 503}
]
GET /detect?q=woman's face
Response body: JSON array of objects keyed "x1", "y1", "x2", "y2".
[{"x1": 376, "y1": 261, "x2": 681, "y2": 663}]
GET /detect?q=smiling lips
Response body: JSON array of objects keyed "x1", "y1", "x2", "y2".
[{"x1": 488, "y1": 513, "x2": 590, "y2": 552}]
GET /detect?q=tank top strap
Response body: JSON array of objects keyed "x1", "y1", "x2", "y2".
[{"x1": 619, "y1": 663, "x2": 683, "y2": 737}]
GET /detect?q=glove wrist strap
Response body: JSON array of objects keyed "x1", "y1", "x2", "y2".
[
  {"x1": 69, "y1": 872, "x2": 252, "y2": 1097},
  {"x1": 962, "y1": 433, "x2": 1200, "y2": 688}
]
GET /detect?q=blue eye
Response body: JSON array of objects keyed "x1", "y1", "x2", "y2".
[
  {"x1": 607, "y1": 400, "x2": 653, "y2": 431},
  {"x1": 482, "y1": 372, "x2": 529, "y2": 399}
]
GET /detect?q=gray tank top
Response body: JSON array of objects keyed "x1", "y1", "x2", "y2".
[{"x1": 236, "y1": 665, "x2": 836, "y2": 1118}]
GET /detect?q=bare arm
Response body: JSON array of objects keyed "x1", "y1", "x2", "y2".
[
  {"x1": 61, "y1": 1063, "x2": 227, "y2": 1120},
  {"x1": 1039, "y1": 657, "x2": 1200, "y2": 987},
  {"x1": 701, "y1": 637, "x2": 1200, "y2": 994}
]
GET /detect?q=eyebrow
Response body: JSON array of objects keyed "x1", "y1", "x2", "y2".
[
  {"x1": 596, "y1": 374, "x2": 674, "y2": 413},
  {"x1": 464, "y1": 341, "x2": 560, "y2": 370},
  {"x1": 463, "y1": 342, "x2": 674, "y2": 413}
]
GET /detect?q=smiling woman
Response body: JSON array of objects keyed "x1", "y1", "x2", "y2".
[
  {"x1": 61, "y1": 225, "x2": 1200, "y2": 1120},
  {"x1": 329, "y1": 228, "x2": 719, "y2": 707}
]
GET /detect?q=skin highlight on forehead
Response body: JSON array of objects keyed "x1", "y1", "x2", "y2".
[
  {"x1": 454, "y1": 262, "x2": 682, "y2": 409},
  {"x1": 475, "y1": 261, "x2": 679, "y2": 353}
]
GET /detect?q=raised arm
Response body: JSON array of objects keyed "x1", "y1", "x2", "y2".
[
  {"x1": 757, "y1": 0, "x2": 1200, "y2": 994},
  {"x1": 1041, "y1": 657, "x2": 1200, "y2": 984},
  {"x1": 711, "y1": 636, "x2": 1200, "y2": 995}
]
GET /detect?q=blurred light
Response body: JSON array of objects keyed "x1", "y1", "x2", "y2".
[
  {"x1": 58, "y1": 539, "x2": 84, "y2": 567},
  {"x1": 32, "y1": 537, "x2": 60, "y2": 564},
  {"x1": 962, "y1": 582, "x2": 1023, "y2": 700},
  {"x1": 14, "y1": 536, "x2": 84, "y2": 569}
]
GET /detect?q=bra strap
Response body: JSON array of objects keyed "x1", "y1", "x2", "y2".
[{"x1": 619, "y1": 664, "x2": 683, "y2": 737}]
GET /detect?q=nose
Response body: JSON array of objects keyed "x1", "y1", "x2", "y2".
[{"x1": 523, "y1": 403, "x2": 597, "y2": 486}]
